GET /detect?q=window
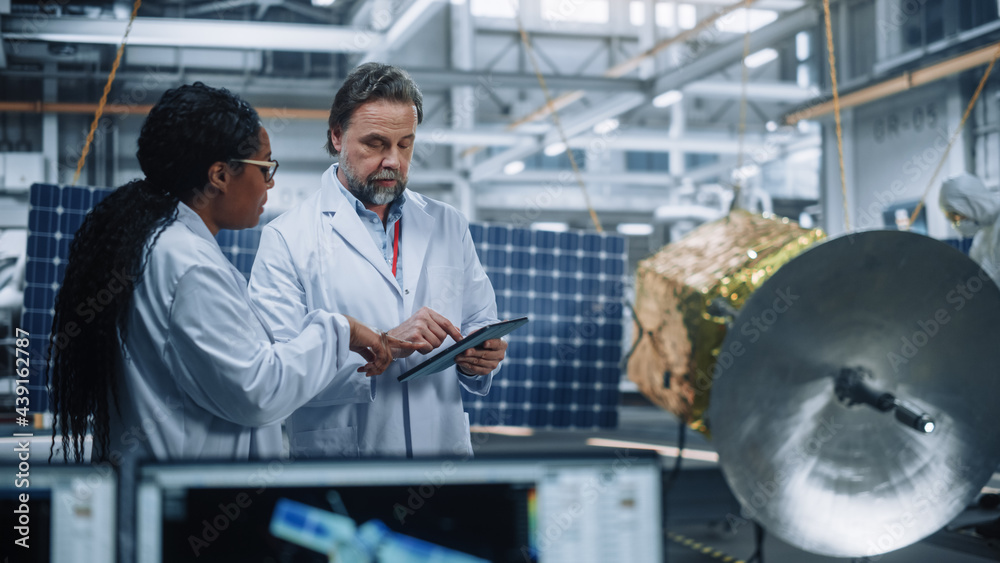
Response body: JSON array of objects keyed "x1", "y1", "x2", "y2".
[
  {"x1": 677, "y1": 3, "x2": 697, "y2": 29},
  {"x1": 715, "y1": 8, "x2": 778, "y2": 34},
  {"x1": 685, "y1": 153, "x2": 718, "y2": 170},
  {"x1": 541, "y1": 0, "x2": 609, "y2": 24},
  {"x1": 471, "y1": 0, "x2": 518, "y2": 19},
  {"x1": 627, "y1": 151, "x2": 670, "y2": 172},
  {"x1": 630, "y1": 1, "x2": 645, "y2": 26},
  {"x1": 960, "y1": 0, "x2": 999, "y2": 30},
  {"x1": 849, "y1": 0, "x2": 876, "y2": 79},
  {"x1": 508, "y1": 148, "x2": 587, "y2": 171},
  {"x1": 894, "y1": 0, "x2": 999, "y2": 55}
]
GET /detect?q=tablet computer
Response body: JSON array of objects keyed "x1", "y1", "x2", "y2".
[{"x1": 397, "y1": 317, "x2": 529, "y2": 382}]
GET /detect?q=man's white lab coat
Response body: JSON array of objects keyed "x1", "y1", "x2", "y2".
[{"x1": 249, "y1": 164, "x2": 498, "y2": 458}]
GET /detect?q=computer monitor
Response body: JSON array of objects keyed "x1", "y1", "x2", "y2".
[
  {"x1": 0, "y1": 463, "x2": 117, "y2": 563},
  {"x1": 136, "y1": 452, "x2": 662, "y2": 563}
]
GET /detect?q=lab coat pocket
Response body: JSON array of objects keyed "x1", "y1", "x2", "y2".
[
  {"x1": 424, "y1": 266, "x2": 464, "y2": 319},
  {"x1": 289, "y1": 426, "x2": 359, "y2": 459}
]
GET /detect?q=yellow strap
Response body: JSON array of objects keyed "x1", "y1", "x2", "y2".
[
  {"x1": 72, "y1": 0, "x2": 142, "y2": 186},
  {"x1": 822, "y1": 0, "x2": 850, "y2": 232},
  {"x1": 510, "y1": 3, "x2": 603, "y2": 233},
  {"x1": 907, "y1": 42, "x2": 1000, "y2": 229}
]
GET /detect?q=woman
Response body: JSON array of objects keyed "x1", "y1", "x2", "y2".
[{"x1": 48, "y1": 82, "x2": 414, "y2": 464}]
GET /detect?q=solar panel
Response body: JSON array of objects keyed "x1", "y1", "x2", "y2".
[
  {"x1": 21, "y1": 184, "x2": 264, "y2": 412},
  {"x1": 22, "y1": 184, "x2": 626, "y2": 428},
  {"x1": 466, "y1": 225, "x2": 625, "y2": 429}
]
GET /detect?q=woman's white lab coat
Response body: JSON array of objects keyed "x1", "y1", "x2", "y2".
[
  {"x1": 107, "y1": 201, "x2": 355, "y2": 463},
  {"x1": 106, "y1": 201, "x2": 356, "y2": 563},
  {"x1": 248, "y1": 165, "x2": 498, "y2": 459}
]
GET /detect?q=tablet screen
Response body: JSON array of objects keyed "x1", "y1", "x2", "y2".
[{"x1": 396, "y1": 317, "x2": 529, "y2": 382}]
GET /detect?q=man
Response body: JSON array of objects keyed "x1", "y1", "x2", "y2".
[
  {"x1": 939, "y1": 173, "x2": 1000, "y2": 286},
  {"x1": 249, "y1": 63, "x2": 507, "y2": 458}
]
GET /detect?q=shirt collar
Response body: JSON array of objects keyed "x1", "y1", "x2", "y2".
[
  {"x1": 332, "y1": 163, "x2": 407, "y2": 221},
  {"x1": 175, "y1": 200, "x2": 217, "y2": 244}
]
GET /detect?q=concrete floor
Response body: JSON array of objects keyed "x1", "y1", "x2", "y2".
[{"x1": 473, "y1": 401, "x2": 1000, "y2": 563}]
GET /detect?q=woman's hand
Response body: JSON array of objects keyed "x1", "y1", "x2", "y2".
[{"x1": 346, "y1": 315, "x2": 420, "y2": 375}]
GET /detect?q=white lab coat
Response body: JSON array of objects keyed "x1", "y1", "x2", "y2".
[
  {"x1": 105, "y1": 201, "x2": 355, "y2": 563},
  {"x1": 248, "y1": 164, "x2": 498, "y2": 459},
  {"x1": 106, "y1": 201, "x2": 354, "y2": 463}
]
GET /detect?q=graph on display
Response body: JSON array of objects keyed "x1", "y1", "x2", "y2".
[{"x1": 22, "y1": 184, "x2": 625, "y2": 428}]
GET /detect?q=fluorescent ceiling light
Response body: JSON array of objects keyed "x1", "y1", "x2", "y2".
[
  {"x1": 544, "y1": 142, "x2": 567, "y2": 156},
  {"x1": 470, "y1": 425, "x2": 534, "y2": 436},
  {"x1": 471, "y1": 0, "x2": 517, "y2": 18},
  {"x1": 677, "y1": 4, "x2": 696, "y2": 30},
  {"x1": 503, "y1": 160, "x2": 525, "y2": 175},
  {"x1": 531, "y1": 222, "x2": 569, "y2": 232},
  {"x1": 311, "y1": 0, "x2": 336, "y2": 6},
  {"x1": 616, "y1": 223, "x2": 654, "y2": 236},
  {"x1": 592, "y1": 118, "x2": 619, "y2": 135},
  {"x1": 630, "y1": 0, "x2": 645, "y2": 26},
  {"x1": 796, "y1": 31, "x2": 811, "y2": 61},
  {"x1": 652, "y1": 89, "x2": 683, "y2": 108},
  {"x1": 716, "y1": 8, "x2": 778, "y2": 34},
  {"x1": 745, "y1": 48, "x2": 778, "y2": 69},
  {"x1": 766, "y1": 120, "x2": 778, "y2": 132}
]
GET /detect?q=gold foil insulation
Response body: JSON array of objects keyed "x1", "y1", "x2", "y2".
[{"x1": 628, "y1": 210, "x2": 824, "y2": 438}]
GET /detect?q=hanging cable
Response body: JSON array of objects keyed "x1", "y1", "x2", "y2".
[
  {"x1": 906, "y1": 42, "x2": 1000, "y2": 230},
  {"x1": 509, "y1": 2, "x2": 603, "y2": 232},
  {"x1": 732, "y1": 0, "x2": 755, "y2": 212},
  {"x1": 821, "y1": 0, "x2": 851, "y2": 232},
  {"x1": 71, "y1": 0, "x2": 142, "y2": 186},
  {"x1": 746, "y1": 521, "x2": 766, "y2": 563},
  {"x1": 662, "y1": 420, "x2": 687, "y2": 563}
]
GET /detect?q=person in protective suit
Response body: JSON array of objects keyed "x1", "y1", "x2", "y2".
[{"x1": 939, "y1": 172, "x2": 1000, "y2": 286}]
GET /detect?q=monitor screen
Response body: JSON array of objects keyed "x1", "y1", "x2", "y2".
[
  {"x1": 136, "y1": 453, "x2": 662, "y2": 563},
  {"x1": 0, "y1": 463, "x2": 117, "y2": 563}
]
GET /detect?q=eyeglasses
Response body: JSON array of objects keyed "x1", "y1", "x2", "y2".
[{"x1": 233, "y1": 159, "x2": 279, "y2": 183}]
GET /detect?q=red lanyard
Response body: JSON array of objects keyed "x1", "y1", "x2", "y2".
[{"x1": 392, "y1": 218, "x2": 400, "y2": 277}]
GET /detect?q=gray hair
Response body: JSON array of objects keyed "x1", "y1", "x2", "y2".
[{"x1": 325, "y1": 62, "x2": 424, "y2": 156}]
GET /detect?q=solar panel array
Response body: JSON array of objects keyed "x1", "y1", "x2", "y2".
[
  {"x1": 22, "y1": 183, "x2": 625, "y2": 428},
  {"x1": 466, "y1": 224, "x2": 625, "y2": 428}
]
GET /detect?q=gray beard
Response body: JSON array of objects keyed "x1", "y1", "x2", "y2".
[{"x1": 340, "y1": 158, "x2": 407, "y2": 206}]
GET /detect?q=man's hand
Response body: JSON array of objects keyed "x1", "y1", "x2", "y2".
[
  {"x1": 346, "y1": 315, "x2": 420, "y2": 375},
  {"x1": 455, "y1": 337, "x2": 507, "y2": 376},
  {"x1": 387, "y1": 307, "x2": 463, "y2": 356}
]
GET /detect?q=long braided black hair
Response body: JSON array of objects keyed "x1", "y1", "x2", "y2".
[{"x1": 48, "y1": 82, "x2": 261, "y2": 462}]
